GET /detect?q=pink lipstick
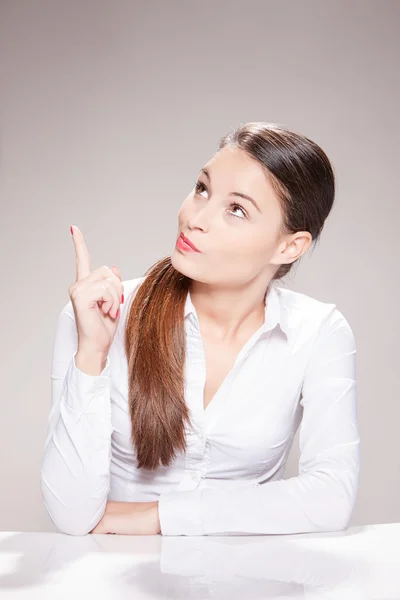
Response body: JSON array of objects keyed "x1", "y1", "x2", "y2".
[{"x1": 176, "y1": 232, "x2": 202, "y2": 253}]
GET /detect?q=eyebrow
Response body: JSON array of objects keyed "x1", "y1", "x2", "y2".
[{"x1": 200, "y1": 168, "x2": 262, "y2": 213}]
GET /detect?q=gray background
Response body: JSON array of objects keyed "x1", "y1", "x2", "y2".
[{"x1": 0, "y1": 0, "x2": 398, "y2": 532}]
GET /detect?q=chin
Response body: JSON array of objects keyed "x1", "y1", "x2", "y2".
[
  {"x1": 170, "y1": 249, "x2": 198, "y2": 278},
  {"x1": 171, "y1": 248, "x2": 187, "y2": 270}
]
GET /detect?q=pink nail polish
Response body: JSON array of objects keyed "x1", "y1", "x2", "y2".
[{"x1": 70, "y1": 226, "x2": 74, "y2": 236}]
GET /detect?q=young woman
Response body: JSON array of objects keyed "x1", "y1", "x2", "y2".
[{"x1": 40, "y1": 121, "x2": 359, "y2": 536}]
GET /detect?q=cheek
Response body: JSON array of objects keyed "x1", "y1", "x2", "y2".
[
  {"x1": 215, "y1": 234, "x2": 274, "y2": 276},
  {"x1": 221, "y1": 231, "x2": 271, "y2": 259}
]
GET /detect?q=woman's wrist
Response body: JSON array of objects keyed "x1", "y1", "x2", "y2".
[{"x1": 75, "y1": 349, "x2": 108, "y2": 375}]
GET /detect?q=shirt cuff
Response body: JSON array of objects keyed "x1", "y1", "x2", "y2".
[{"x1": 158, "y1": 489, "x2": 203, "y2": 536}]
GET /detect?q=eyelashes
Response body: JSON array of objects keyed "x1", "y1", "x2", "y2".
[{"x1": 194, "y1": 181, "x2": 247, "y2": 219}]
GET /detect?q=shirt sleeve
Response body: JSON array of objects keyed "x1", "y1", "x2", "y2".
[
  {"x1": 158, "y1": 308, "x2": 360, "y2": 536},
  {"x1": 40, "y1": 302, "x2": 114, "y2": 536}
]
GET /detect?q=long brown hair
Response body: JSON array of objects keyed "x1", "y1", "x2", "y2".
[{"x1": 124, "y1": 122, "x2": 335, "y2": 470}]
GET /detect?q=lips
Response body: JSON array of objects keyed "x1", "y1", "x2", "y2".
[{"x1": 179, "y1": 232, "x2": 201, "y2": 252}]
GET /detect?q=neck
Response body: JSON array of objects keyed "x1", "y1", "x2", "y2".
[{"x1": 189, "y1": 278, "x2": 271, "y2": 342}]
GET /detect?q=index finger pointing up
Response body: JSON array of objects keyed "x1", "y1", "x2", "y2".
[{"x1": 70, "y1": 225, "x2": 91, "y2": 281}]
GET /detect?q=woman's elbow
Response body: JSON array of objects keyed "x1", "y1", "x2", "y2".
[
  {"x1": 54, "y1": 520, "x2": 95, "y2": 536},
  {"x1": 41, "y1": 486, "x2": 105, "y2": 536},
  {"x1": 333, "y1": 500, "x2": 356, "y2": 531},
  {"x1": 317, "y1": 488, "x2": 358, "y2": 532},
  {"x1": 46, "y1": 509, "x2": 103, "y2": 536}
]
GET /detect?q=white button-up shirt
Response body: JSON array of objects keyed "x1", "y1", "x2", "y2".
[{"x1": 40, "y1": 275, "x2": 360, "y2": 536}]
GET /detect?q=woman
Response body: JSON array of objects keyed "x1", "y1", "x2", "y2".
[{"x1": 40, "y1": 121, "x2": 359, "y2": 536}]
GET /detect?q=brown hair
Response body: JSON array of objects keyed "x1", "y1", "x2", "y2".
[{"x1": 124, "y1": 121, "x2": 335, "y2": 470}]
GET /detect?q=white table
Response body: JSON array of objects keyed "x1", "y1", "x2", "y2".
[{"x1": 0, "y1": 523, "x2": 399, "y2": 599}]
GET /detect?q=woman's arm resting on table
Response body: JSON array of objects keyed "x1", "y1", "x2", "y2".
[{"x1": 89, "y1": 501, "x2": 161, "y2": 535}]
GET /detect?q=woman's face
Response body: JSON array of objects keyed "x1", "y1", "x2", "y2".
[{"x1": 172, "y1": 145, "x2": 294, "y2": 287}]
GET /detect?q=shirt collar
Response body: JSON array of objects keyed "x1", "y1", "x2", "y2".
[{"x1": 184, "y1": 284, "x2": 289, "y2": 338}]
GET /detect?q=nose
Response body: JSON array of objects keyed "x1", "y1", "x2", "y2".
[
  {"x1": 187, "y1": 219, "x2": 205, "y2": 233},
  {"x1": 187, "y1": 205, "x2": 214, "y2": 232}
]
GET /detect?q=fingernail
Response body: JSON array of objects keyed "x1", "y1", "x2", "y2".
[
  {"x1": 121, "y1": 294, "x2": 124, "y2": 304},
  {"x1": 70, "y1": 226, "x2": 74, "y2": 236}
]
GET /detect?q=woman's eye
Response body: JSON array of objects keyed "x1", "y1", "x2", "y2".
[
  {"x1": 194, "y1": 181, "x2": 247, "y2": 219},
  {"x1": 194, "y1": 181, "x2": 208, "y2": 197},
  {"x1": 229, "y1": 204, "x2": 247, "y2": 219}
]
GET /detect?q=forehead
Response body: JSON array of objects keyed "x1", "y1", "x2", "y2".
[{"x1": 205, "y1": 146, "x2": 271, "y2": 189}]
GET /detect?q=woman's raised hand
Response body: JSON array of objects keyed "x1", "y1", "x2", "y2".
[{"x1": 68, "y1": 225, "x2": 124, "y2": 357}]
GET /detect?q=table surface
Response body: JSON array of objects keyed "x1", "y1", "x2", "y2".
[{"x1": 0, "y1": 523, "x2": 399, "y2": 599}]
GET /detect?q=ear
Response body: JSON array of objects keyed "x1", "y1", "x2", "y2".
[{"x1": 271, "y1": 232, "x2": 312, "y2": 265}]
